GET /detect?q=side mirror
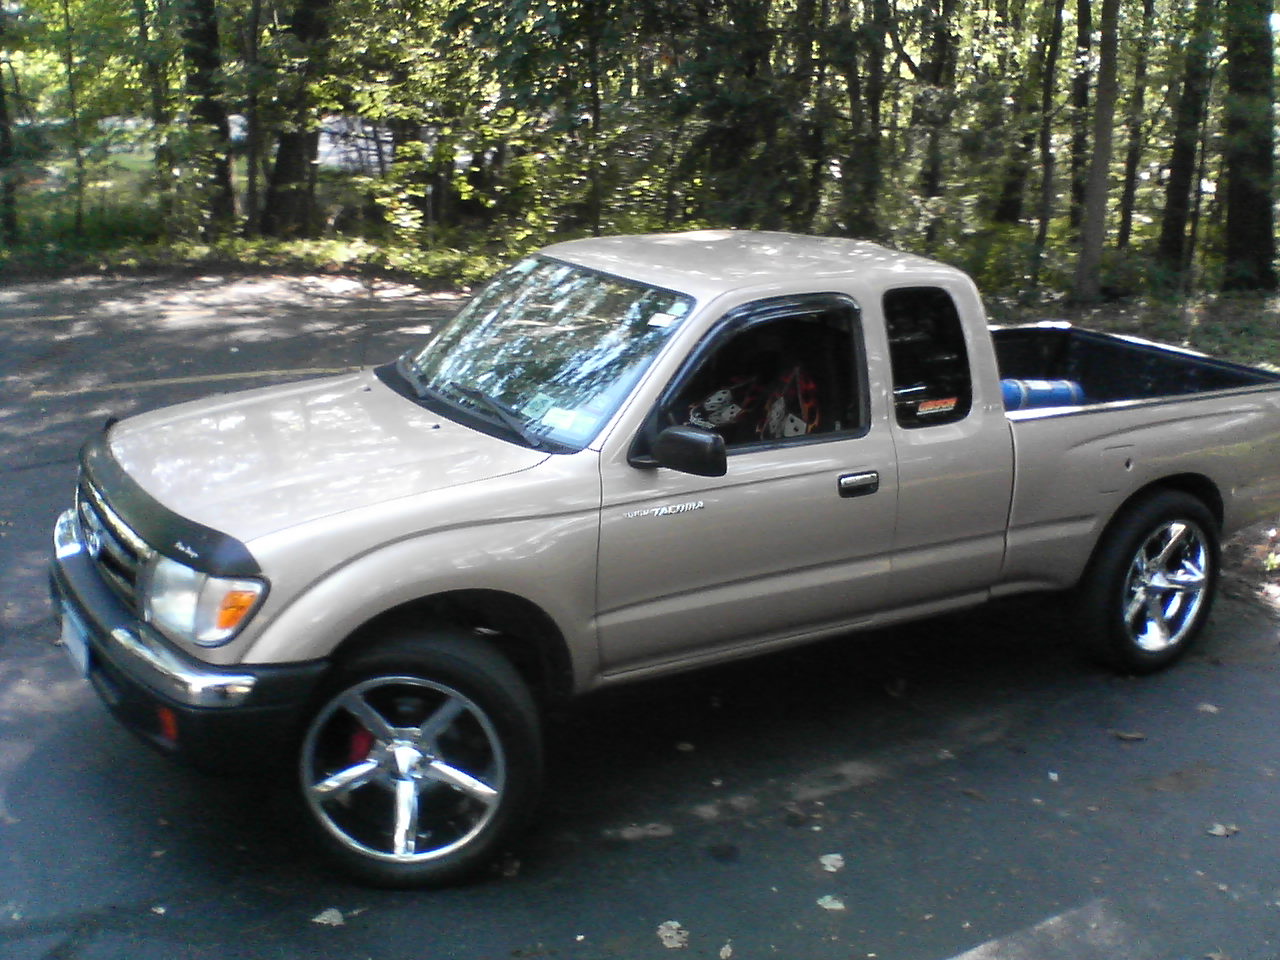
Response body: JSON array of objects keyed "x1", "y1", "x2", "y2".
[{"x1": 648, "y1": 425, "x2": 727, "y2": 477}]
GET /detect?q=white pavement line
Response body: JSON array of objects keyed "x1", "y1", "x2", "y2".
[
  {"x1": 942, "y1": 899, "x2": 1155, "y2": 960},
  {"x1": 30, "y1": 367, "x2": 357, "y2": 399}
]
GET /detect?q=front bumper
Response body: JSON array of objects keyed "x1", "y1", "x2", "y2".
[{"x1": 50, "y1": 509, "x2": 328, "y2": 775}]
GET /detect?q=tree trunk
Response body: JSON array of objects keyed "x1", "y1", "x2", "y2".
[
  {"x1": 1156, "y1": 0, "x2": 1216, "y2": 280},
  {"x1": 835, "y1": 0, "x2": 889, "y2": 238},
  {"x1": 1068, "y1": 0, "x2": 1091, "y2": 230},
  {"x1": 1071, "y1": 0, "x2": 1119, "y2": 301},
  {"x1": 584, "y1": 3, "x2": 603, "y2": 237},
  {"x1": 260, "y1": 0, "x2": 334, "y2": 238},
  {"x1": 0, "y1": 9, "x2": 18, "y2": 245},
  {"x1": 132, "y1": 0, "x2": 174, "y2": 230},
  {"x1": 179, "y1": 0, "x2": 236, "y2": 234},
  {"x1": 241, "y1": 0, "x2": 263, "y2": 235},
  {"x1": 1029, "y1": 0, "x2": 1067, "y2": 288},
  {"x1": 1185, "y1": 106, "x2": 1216, "y2": 281},
  {"x1": 1115, "y1": 0, "x2": 1154, "y2": 250},
  {"x1": 59, "y1": 0, "x2": 86, "y2": 235},
  {"x1": 1221, "y1": 0, "x2": 1278, "y2": 291},
  {"x1": 918, "y1": 0, "x2": 959, "y2": 246},
  {"x1": 786, "y1": 0, "x2": 827, "y2": 231},
  {"x1": 989, "y1": 0, "x2": 1038, "y2": 226}
]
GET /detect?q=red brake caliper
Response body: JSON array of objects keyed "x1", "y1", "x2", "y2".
[{"x1": 349, "y1": 727, "x2": 375, "y2": 763}]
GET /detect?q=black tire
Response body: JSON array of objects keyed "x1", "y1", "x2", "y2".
[
  {"x1": 298, "y1": 631, "x2": 543, "y2": 887},
  {"x1": 1074, "y1": 489, "x2": 1219, "y2": 674}
]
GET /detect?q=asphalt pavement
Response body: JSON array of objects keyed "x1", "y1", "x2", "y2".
[{"x1": 2, "y1": 272, "x2": 1279, "y2": 960}]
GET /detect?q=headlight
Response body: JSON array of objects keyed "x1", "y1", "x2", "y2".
[{"x1": 142, "y1": 556, "x2": 266, "y2": 647}]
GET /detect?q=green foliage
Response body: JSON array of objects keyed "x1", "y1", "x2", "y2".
[{"x1": 0, "y1": 0, "x2": 1275, "y2": 295}]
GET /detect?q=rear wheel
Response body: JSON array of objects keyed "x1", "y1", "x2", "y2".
[
  {"x1": 299, "y1": 632, "x2": 542, "y2": 887},
  {"x1": 1075, "y1": 490, "x2": 1219, "y2": 674}
]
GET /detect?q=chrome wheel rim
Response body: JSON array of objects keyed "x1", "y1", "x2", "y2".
[
  {"x1": 302, "y1": 676, "x2": 506, "y2": 863},
  {"x1": 1122, "y1": 519, "x2": 1210, "y2": 654}
]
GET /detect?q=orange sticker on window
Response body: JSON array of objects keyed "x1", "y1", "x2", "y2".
[{"x1": 918, "y1": 397, "x2": 958, "y2": 415}]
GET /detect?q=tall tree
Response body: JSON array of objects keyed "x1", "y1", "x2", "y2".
[
  {"x1": 260, "y1": 0, "x2": 334, "y2": 237},
  {"x1": 238, "y1": 0, "x2": 265, "y2": 233},
  {"x1": 1115, "y1": 0, "x2": 1154, "y2": 250},
  {"x1": 916, "y1": 0, "x2": 959, "y2": 246},
  {"x1": 1156, "y1": 0, "x2": 1217, "y2": 283},
  {"x1": 58, "y1": 0, "x2": 85, "y2": 234},
  {"x1": 0, "y1": 8, "x2": 18, "y2": 245},
  {"x1": 1067, "y1": 0, "x2": 1091, "y2": 230},
  {"x1": 1072, "y1": 0, "x2": 1118, "y2": 300},
  {"x1": 179, "y1": 0, "x2": 236, "y2": 233},
  {"x1": 131, "y1": 0, "x2": 174, "y2": 229},
  {"x1": 1029, "y1": 0, "x2": 1067, "y2": 287},
  {"x1": 990, "y1": 0, "x2": 1036, "y2": 226},
  {"x1": 1221, "y1": 0, "x2": 1278, "y2": 290},
  {"x1": 831, "y1": 0, "x2": 890, "y2": 238}
]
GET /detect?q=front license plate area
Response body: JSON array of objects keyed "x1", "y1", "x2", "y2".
[{"x1": 59, "y1": 606, "x2": 91, "y2": 676}]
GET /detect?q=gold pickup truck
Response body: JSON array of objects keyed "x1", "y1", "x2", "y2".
[{"x1": 50, "y1": 230, "x2": 1280, "y2": 885}]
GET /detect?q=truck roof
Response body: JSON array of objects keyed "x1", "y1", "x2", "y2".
[{"x1": 538, "y1": 230, "x2": 960, "y2": 302}]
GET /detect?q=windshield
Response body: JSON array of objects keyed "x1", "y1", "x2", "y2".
[{"x1": 406, "y1": 257, "x2": 694, "y2": 451}]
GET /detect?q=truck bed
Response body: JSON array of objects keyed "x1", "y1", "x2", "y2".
[{"x1": 991, "y1": 323, "x2": 1280, "y2": 405}]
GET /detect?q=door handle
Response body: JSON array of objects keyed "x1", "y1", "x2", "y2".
[{"x1": 838, "y1": 471, "x2": 880, "y2": 498}]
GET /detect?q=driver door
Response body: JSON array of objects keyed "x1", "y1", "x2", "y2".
[{"x1": 594, "y1": 295, "x2": 899, "y2": 674}]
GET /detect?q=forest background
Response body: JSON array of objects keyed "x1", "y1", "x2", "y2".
[{"x1": 1, "y1": 0, "x2": 1278, "y2": 327}]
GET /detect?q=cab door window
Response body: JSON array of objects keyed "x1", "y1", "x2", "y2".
[{"x1": 668, "y1": 298, "x2": 865, "y2": 449}]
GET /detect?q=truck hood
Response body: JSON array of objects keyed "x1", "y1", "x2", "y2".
[{"x1": 106, "y1": 371, "x2": 549, "y2": 542}]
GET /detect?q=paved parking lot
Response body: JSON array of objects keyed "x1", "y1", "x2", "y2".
[{"x1": 2, "y1": 272, "x2": 1280, "y2": 960}]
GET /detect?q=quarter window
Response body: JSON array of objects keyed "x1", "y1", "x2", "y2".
[{"x1": 884, "y1": 287, "x2": 972, "y2": 428}]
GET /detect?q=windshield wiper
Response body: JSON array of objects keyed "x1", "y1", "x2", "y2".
[
  {"x1": 395, "y1": 351, "x2": 431, "y2": 398},
  {"x1": 448, "y1": 383, "x2": 545, "y2": 449}
]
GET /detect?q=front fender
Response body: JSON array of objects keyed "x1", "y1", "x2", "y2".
[{"x1": 241, "y1": 511, "x2": 600, "y2": 688}]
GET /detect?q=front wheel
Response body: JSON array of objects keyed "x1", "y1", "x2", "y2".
[
  {"x1": 1074, "y1": 490, "x2": 1219, "y2": 674},
  {"x1": 298, "y1": 632, "x2": 542, "y2": 887}
]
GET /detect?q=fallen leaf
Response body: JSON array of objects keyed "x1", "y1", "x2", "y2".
[
  {"x1": 312, "y1": 908, "x2": 345, "y2": 927},
  {"x1": 657, "y1": 920, "x2": 689, "y2": 949},
  {"x1": 1206, "y1": 823, "x2": 1240, "y2": 838},
  {"x1": 1197, "y1": 703, "x2": 1221, "y2": 714},
  {"x1": 1112, "y1": 730, "x2": 1147, "y2": 742},
  {"x1": 619, "y1": 822, "x2": 675, "y2": 840},
  {"x1": 816, "y1": 895, "x2": 846, "y2": 912},
  {"x1": 819, "y1": 853, "x2": 845, "y2": 873}
]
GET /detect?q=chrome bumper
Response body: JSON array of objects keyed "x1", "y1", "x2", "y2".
[{"x1": 52, "y1": 508, "x2": 258, "y2": 708}]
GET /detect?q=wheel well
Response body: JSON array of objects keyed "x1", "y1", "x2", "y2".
[
  {"x1": 1124, "y1": 474, "x2": 1224, "y2": 530},
  {"x1": 1076, "y1": 473, "x2": 1223, "y2": 590},
  {"x1": 333, "y1": 591, "x2": 575, "y2": 706}
]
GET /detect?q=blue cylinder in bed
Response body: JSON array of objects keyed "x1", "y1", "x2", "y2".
[{"x1": 1001, "y1": 378, "x2": 1085, "y2": 410}]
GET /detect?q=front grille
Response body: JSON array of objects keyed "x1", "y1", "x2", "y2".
[{"x1": 77, "y1": 477, "x2": 152, "y2": 613}]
